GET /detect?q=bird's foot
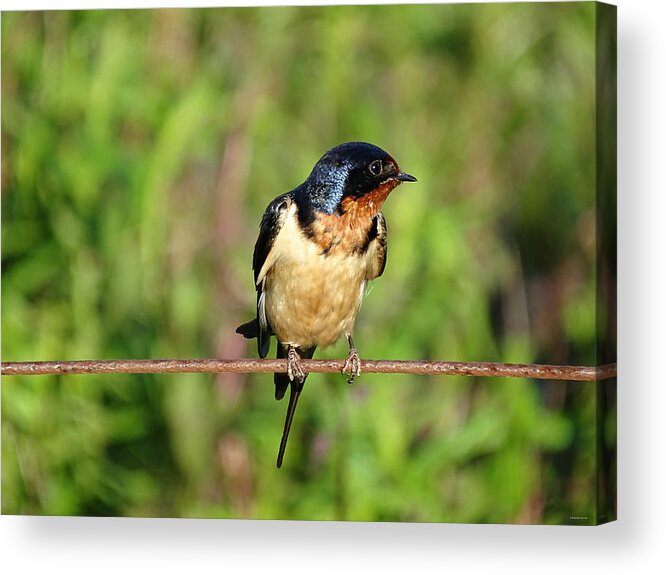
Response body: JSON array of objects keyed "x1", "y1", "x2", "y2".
[
  {"x1": 287, "y1": 347, "x2": 306, "y2": 383},
  {"x1": 342, "y1": 348, "x2": 362, "y2": 384}
]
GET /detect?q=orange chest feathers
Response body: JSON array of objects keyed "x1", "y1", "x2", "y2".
[{"x1": 306, "y1": 180, "x2": 397, "y2": 256}]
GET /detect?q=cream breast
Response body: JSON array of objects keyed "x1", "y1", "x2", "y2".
[{"x1": 259, "y1": 205, "x2": 369, "y2": 349}]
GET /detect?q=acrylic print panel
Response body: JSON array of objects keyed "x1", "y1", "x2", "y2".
[{"x1": 1, "y1": 2, "x2": 616, "y2": 524}]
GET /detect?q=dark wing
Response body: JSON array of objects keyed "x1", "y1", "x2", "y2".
[
  {"x1": 252, "y1": 193, "x2": 293, "y2": 357},
  {"x1": 365, "y1": 211, "x2": 388, "y2": 281}
]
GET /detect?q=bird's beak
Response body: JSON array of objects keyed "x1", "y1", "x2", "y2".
[{"x1": 395, "y1": 171, "x2": 417, "y2": 183}]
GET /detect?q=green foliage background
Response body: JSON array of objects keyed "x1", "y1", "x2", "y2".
[{"x1": 2, "y1": 3, "x2": 608, "y2": 523}]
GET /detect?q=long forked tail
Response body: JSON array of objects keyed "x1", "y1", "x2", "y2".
[
  {"x1": 277, "y1": 385, "x2": 302, "y2": 468},
  {"x1": 275, "y1": 345, "x2": 316, "y2": 468}
]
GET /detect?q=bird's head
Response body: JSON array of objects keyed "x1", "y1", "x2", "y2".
[{"x1": 300, "y1": 142, "x2": 417, "y2": 215}]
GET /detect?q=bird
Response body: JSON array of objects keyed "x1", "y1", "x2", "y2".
[{"x1": 236, "y1": 141, "x2": 417, "y2": 467}]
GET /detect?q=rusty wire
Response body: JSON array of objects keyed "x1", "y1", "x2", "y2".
[{"x1": 1, "y1": 358, "x2": 616, "y2": 381}]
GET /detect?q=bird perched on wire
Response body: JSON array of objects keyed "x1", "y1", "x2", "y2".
[{"x1": 236, "y1": 141, "x2": 417, "y2": 467}]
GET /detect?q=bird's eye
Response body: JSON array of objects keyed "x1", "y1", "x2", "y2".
[{"x1": 369, "y1": 160, "x2": 383, "y2": 176}]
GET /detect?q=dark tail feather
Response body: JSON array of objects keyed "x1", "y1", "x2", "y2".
[
  {"x1": 235, "y1": 318, "x2": 258, "y2": 339},
  {"x1": 237, "y1": 317, "x2": 270, "y2": 358},
  {"x1": 274, "y1": 345, "x2": 316, "y2": 467},
  {"x1": 277, "y1": 386, "x2": 302, "y2": 468},
  {"x1": 274, "y1": 345, "x2": 290, "y2": 400},
  {"x1": 274, "y1": 345, "x2": 316, "y2": 400}
]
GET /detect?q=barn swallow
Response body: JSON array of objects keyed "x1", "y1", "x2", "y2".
[{"x1": 236, "y1": 142, "x2": 416, "y2": 467}]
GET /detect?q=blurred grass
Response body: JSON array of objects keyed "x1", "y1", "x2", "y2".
[{"x1": 3, "y1": 3, "x2": 604, "y2": 523}]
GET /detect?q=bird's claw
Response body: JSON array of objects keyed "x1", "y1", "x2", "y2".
[
  {"x1": 342, "y1": 349, "x2": 361, "y2": 384},
  {"x1": 287, "y1": 347, "x2": 306, "y2": 382}
]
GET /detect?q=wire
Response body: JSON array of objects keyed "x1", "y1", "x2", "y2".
[{"x1": 1, "y1": 358, "x2": 616, "y2": 381}]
